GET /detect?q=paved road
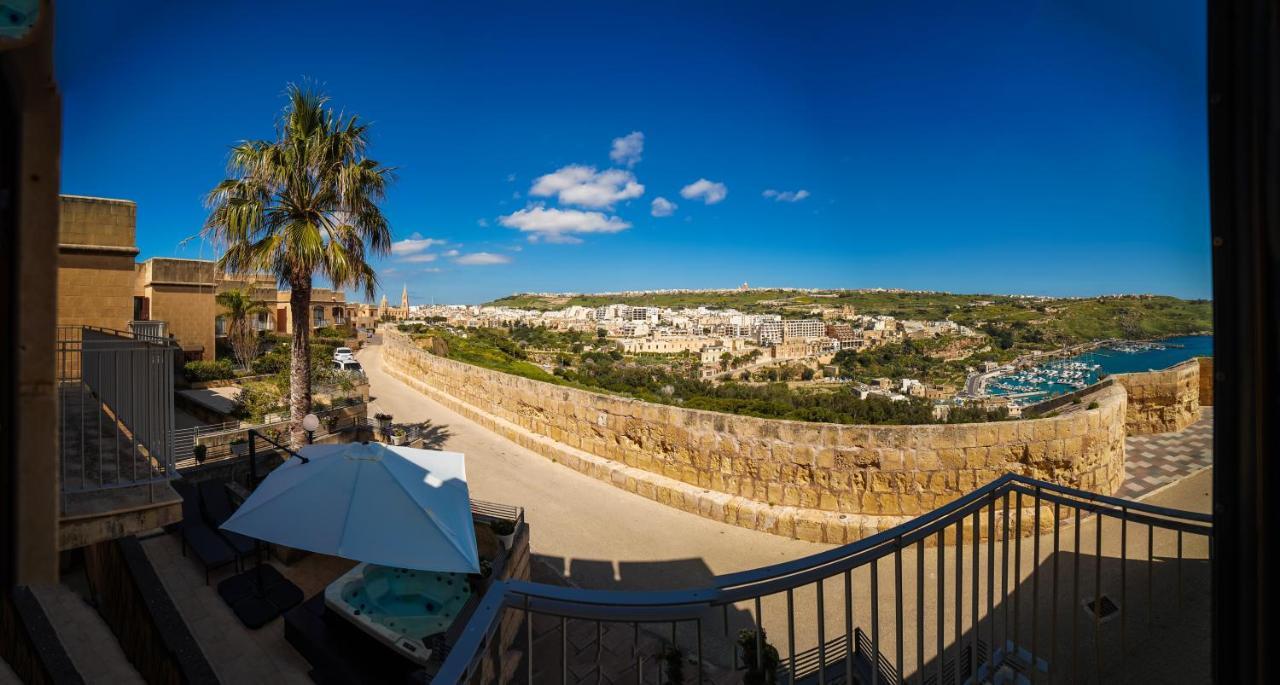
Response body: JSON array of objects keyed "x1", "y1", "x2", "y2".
[{"x1": 355, "y1": 340, "x2": 829, "y2": 592}]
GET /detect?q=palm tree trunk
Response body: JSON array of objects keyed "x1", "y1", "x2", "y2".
[{"x1": 288, "y1": 279, "x2": 313, "y2": 449}]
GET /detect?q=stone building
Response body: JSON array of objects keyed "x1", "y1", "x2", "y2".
[
  {"x1": 57, "y1": 195, "x2": 360, "y2": 361},
  {"x1": 134, "y1": 258, "x2": 217, "y2": 361}
]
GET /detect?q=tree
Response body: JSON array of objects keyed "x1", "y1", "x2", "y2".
[
  {"x1": 216, "y1": 289, "x2": 268, "y2": 371},
  {"x1": 204, "y1": 84, "x2": 394, "y2": 447}
]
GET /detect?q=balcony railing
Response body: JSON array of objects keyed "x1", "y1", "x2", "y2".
[
  {"x1": 128, "y1": 319, "x2": 168, "y2": 343},
  {"x1": 434, "y1": 473, "x2": 1211, "y2": 684},
  {"x1": 56, "y1": 326, "x2": 179, "y2": 505}
]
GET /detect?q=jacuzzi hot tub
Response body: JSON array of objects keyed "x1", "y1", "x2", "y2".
[{"x1": 324, "y1": 563, "x2": 472, "y2": 666}]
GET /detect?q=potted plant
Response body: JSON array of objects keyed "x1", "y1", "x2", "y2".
[
  {"x1": 490, "y1": 519, "x2": 516, "y2": 549},
  {"x1": 479, "y1": 558, "x2": 493, "y2": 579},
  {"x1": 193, "y1": 444, "x2": 208, "y2": 464},
  {"x1": 374, "y1": 412, "x2": 393, "y2": 439},
  {"x1": 391, "y1": 427, "x2": 407, "y2": 445}
]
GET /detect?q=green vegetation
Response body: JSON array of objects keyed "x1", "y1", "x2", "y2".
[
  {"x1": 403, "y1": 325, "x2": 1006, "y2": 425},
  {"x1": 183, "y1": 359, "x2": 238, "y2": 383},
  {"x1": 203, "y1": 84, "x2": 393, "y2": 447}
]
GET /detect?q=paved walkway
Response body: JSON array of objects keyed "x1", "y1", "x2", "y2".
[
  {"x1": 1122, "y1": 408, "x2": 1213, "y2": 500},
  {"x1": 356, "y1": 341, "x2": 830, "y2": 593}
]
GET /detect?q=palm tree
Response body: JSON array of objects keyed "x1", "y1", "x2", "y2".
[
  {"x1": 204, "y1": 84, "x2": 394, "y2": 447},
  {"x1": 216, "y1": 289, "x2": 269, "y2": 371}
]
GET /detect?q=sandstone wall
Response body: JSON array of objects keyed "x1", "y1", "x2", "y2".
[
  {"x1": 1196, "y1": 356, "x2": 1214, "y2": 406},
  {"x1": 1110, "y1": 359, "x2": 1201, "y2": 435},
  {"x1": 57, "y1": 196, "x2": 138, "y2": 332},
  {"x1": 382, "y1": 330, "x2": 1127, "y2": 542}
]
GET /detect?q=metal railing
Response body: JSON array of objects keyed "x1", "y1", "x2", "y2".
[
  {"x1": 172, "y1": 407, "x2": 368, "y2": 469},
  {"x1": 128, "y1": 320, "x2": 168, "y2": 343},
  {"x1": 433, "y1": 473, "x2": 1212, "y2": 684},
  {"x1": 57, "y1": 326, "x2": 180, "y2": 503}
]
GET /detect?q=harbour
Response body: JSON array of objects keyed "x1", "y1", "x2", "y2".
[{"x1": 981, "y1": 335, "x2": 1212, "y2": 404}]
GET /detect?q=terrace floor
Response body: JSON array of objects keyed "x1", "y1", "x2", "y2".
[
  {"x1": 138, "y1": 533, "x2": 336, "y2": 683},
  {"x1": 1122, "y1": 407, "x2": 1214, "y2": 499}
]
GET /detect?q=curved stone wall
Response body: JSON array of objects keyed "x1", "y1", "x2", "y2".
[
  {"x1": 1110, "y1": 359, "x2": 1201, "y2": 435},
  {"x1": 383, "y1": 330, "x2": 1127, "y2": 541}
]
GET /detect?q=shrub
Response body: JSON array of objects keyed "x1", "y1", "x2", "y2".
[
  {"x1": 1087, "y1": 401, "x2": 1100, "y2": 409},
  {"x1": 231, "y1": 381, "x2": 284, "y2": 422},
  {"x1": 184, "y1": 359, "x2": 237, "y2": 382},
  {"x1": 314, "y1": 326, "x2": 347, "y2": 339},
  {"x1": 251, "y1": 351, "x2": 288, "y2": 375}
]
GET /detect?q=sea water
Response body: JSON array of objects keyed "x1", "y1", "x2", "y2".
[{"x1": 986, "y1": 335, "x2": 1212, "y2": 403}]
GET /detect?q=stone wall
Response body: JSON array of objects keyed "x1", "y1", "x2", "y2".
[
  {"x1": 1110, "y1": 359, "x2": 1201, "y2": 435},
  {"x1": 1196, "y1": 356, "x2": 1214, "y2": 406},
  {"x1": 136, "y1": 258, "x2": 218, "y2": 361},
  {"x1": 382, "y1": 330, "x2": 1127, "y2": 542},
  {"x1": 57, "y1": 195, "x2": 138, "y2": 332}
]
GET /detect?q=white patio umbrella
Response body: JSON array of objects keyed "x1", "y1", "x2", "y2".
[{"x1": 220, "y1": 442, "x2": 480, "y2": 573}]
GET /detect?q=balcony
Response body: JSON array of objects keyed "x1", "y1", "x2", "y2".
[
  {"x1": 434, "y1": 473, "x2": 1210, "y2": 684},
  {"x1": 56, "y1": 326, "x2": 184, "y2": 549},
  {"x1": 128, "y1": 319, "x2": 168, "y2": 342}
]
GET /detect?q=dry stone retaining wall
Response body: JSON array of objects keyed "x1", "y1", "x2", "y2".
[
  {"x1": 1110, "y1": 359, "x2": 1201, "y2": 435},
  {"x1": 382, "y1": 330, "x2": 1128, "y2": 542}
]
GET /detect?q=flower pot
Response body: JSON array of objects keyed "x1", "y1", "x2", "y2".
[
  {"x1": 391, "y1": 435, "x2": 405, "y2": 446},
  {"x1": 497, "y1": 532, "x2": 515, "y2": 550}
]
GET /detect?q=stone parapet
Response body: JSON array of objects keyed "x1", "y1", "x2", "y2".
[
  {"x1": 1111, "y1": 359, "x2": 1201, "y2": 435},
  {"x1": 382, "y1": 330, "x2": 1127, "y2": 541},
  {"x1": 1196, "y1": 356, "x2": 1214, "y2": 406}
]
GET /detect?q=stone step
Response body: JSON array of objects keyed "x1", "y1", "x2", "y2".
[{"x1": 27, "y1": 583, "x2": 145, "y2": 684}]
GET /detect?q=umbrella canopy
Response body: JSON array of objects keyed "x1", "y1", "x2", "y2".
[{"x1": 220, "y1": 442, "x2": 480, "y2": 573}]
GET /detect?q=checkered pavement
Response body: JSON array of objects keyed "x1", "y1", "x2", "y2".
[{"x1": 1122, "y1": 407, "x2": 1213, "y2": 500}]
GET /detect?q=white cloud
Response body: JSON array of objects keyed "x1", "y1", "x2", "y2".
[
  {"x1": 650, "y1": 197, "x2": 677, "y2": 217},
  {"x1": 443, "y1": 249, "x2": 460, "y2": 257},
  {"x1": 763, "y1": 188, "x2": 811, "y2": 202},
  {"x1": 477, "y1": 218, "x2": 488, "y2": 227},
  {"x1": 499, "y1": 204, "x2": 631, "y2": 243},
  {"x1": 506, "y1": 173, "x2": 517, "y2": 183},
  {"x1": 529, "y1": 165, "x2": 644, "y2": 209},
  {"x1": 609, "y1": 131, "x2": 644, "y2": 167},
  {"x1": 454, "y1": 252, "x2": 511, "y2": 266},
  {"x1": 680, "y1": 178, "x2": 728, "y2": 205},
  {"x1": 391, "y1": 233, "x2": 446, "y2": 255},
  {"x1": 401, "y1": 253, "x2": 438, "y2": 264}
]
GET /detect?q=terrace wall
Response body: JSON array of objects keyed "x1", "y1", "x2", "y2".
[
  {"x1": 1110, "y1": 359, "x2": 1202, "y2": 435},
  {"x1": 1196, "y1": 356, "x2": 1214, "y2": 406},
  {"x1": 383, "y1": 330, "x2": 1127, "y2": 542}
]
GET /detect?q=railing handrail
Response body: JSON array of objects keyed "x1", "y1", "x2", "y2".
[
  {"x1": 432, "y1": 472, "x2": 1214, "y2": 683},
  {"x1": 57, "y1": 324, "x2": 181, "y2": 349}
]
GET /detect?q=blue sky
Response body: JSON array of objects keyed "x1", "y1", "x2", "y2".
[{"x1": 57, "y1": 0, "x2": 1209, "y2": 304}]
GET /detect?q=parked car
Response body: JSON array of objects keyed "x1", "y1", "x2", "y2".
[
  {"x1": 333, "y1": 346, "x2": 355, "y2": 362},
  {"x1": 333, "y1": 359, "x2": 364, "y2": 375}
]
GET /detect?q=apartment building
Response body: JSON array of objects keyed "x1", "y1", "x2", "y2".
[
  {"x1": 58, "y1": 196, "x2": 360, "y2": 361},
  {"x1": 783, "y1": 318, "x2": 826, "y2": 340}
]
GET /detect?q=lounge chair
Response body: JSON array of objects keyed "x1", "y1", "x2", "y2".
[
  {"x1": 175, "y1": 481, "x2": 237, "y2": 584},
  {"x1": 198, "y1": 480, "x2": 258, "y2": 563}
]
